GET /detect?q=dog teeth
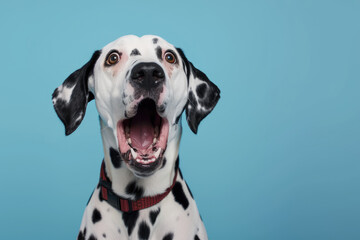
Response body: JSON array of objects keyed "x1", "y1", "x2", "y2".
[
  {"x1": 136, "y1": 159, "x2": 145, "y2": 164},
  {"x1": 153, "y1": 137, "x2": 157, "y2": 144},
  {"x1": 136, "y1": 157, "x2": 156, "y2": 164},
  {"x1": 154, "y1": 148, "x2": 161, "y2": 158},
  {"x1": 127, "y1": 138, "x2": 132, "y2": 144},
  {"x1": 130, "y1": 148, "x2": 137, "y2": 159}
]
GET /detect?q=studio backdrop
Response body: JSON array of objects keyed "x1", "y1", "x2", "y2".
[{"x1": 0, "y1": 0, "x2": 359, "y2": 239}]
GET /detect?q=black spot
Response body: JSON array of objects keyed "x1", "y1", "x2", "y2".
[
  {"x1": 162, "y1": 232, "x2": 174, "y2": 240},
  {"x1": 125, "y1": 181, "x2": 144, "y2": 200},
  {"x1": 185, "y1": 181, "x2": 194, "y2": 199},
  {"x1": 92, "y1": 208, "x2": 102, "y2": 224},
  {"x1": 122, "y1": 211, "x2": 139, "y2": 236},
  {"x1": 149, "y1": 208, "x2": 161, "y2": 225},
  {"x1": 102, "y1": 233, "x2": 106, "y2": 238},
  {"x1": 138, "y1": 221, "x2": 150, "y2": 240},
  {"x1": 77, "y1": 232, "x2": 84, "y2": 240},
  {"x1": 88, "y1": 234, "x2": 97, "y2": 240},
  {"x1": 118, "y1": 229, "x2": 121, "y2": 234},
  {"x1": 197, "y1": 83, "x2": 219, "y2": 109},
  {"x1": 109, "y1": 147, "x2": 121, "y2": 168},
  {"x1": 194, "y1": 234, "x2": 200, "y2": 240},
  {"x1": 187, "y1": 213, "x2": 190, "y2": 216},
  {"x1": 172, "y1": 182, "x2": 189, "y2": 210},
  {"x1": 77, "y1": 229, "x2": 85, "y2": 240},
  {"x1": 131, "y1": 48, "x2": 141, "y2": 56},
  {"x1": 196, "y1": 83, "x2": 207, "y2": 99},
  {"x1": 156, "y1": 46, "x2": 162, "y2": 61},
  {"x1": 153, "y1": 38, "x2": 159, "y2": 44}
]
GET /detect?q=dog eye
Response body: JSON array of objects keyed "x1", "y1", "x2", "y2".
[
  {"x1": 164, "y1": 51, "x2": 176, "y2": 64},
  {"x1": 105, "y1": 51, "x2": 121, "y2": 66}
]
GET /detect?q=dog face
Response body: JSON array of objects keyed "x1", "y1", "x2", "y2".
[{"x1": 52, "y1": 35, "x2": 220, "y2": 177}]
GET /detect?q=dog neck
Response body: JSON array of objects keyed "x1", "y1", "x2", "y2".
[{"x1": 99, "y1": 119, "x2": 181, "y2": 200}]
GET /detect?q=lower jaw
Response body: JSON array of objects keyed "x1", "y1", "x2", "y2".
[{"x1": 120, "y1": 150, "x2": 164, "y2": 177}]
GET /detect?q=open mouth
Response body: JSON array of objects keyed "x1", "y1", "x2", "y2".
[{"x1": 117, "y1": 99, "x2": 169, "y2": 175}]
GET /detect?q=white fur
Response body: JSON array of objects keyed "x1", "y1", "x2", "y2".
[{"x1": 52, "y1": 84, "x2": 75, "y2": 105}]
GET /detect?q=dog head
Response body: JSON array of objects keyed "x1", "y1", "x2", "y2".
[{"x1": 52, "y1": 35, "x2": 220, "y2": 177}]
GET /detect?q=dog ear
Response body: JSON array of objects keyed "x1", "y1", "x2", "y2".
[
  {"x1": 52, "y1": 50, "x2": 101, "y2": 135},
  {"x1": 176, "y1": 48, "x2": 220, "y2": 134}
]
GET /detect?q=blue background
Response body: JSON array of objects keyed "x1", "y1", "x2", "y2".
[{"x1": 1, "y1": 0, "x2": 359, "y2": 239}]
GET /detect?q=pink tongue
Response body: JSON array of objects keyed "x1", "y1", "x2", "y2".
[{"x1": 130, "y1": 109, "x2": 154, "y2": 151}]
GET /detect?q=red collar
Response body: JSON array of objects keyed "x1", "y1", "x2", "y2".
[{"x1": 99, "y1": 161, "x2": 178, "y2": 212}]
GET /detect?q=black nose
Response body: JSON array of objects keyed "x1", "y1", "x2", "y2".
[{"x1": 130, "y1": 62, "x2": 165, "y2": 90}]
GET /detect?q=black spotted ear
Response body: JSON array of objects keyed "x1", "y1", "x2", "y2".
[
  {"x1": 52, "y1": 50, "x2": 101, "y2": 135},
  {"x1": 176, "y1": 48, "x2": 220, "y2": 134}
]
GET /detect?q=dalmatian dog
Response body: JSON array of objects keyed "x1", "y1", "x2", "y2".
[{"x1": 52, "y1": 35, "x2": 220, "y2": 240}]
